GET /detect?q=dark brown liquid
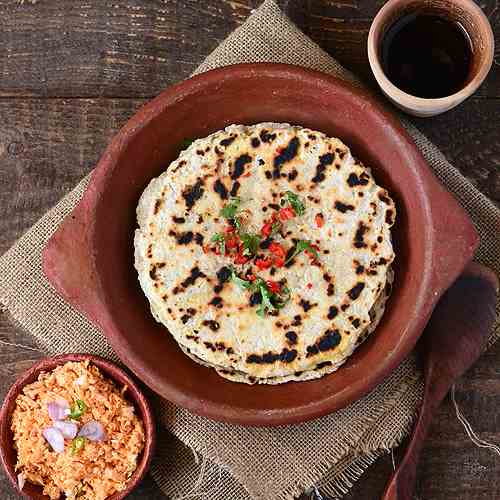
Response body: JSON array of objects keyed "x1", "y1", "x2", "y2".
[{"x1": 381, "y1": 13, "x2": 473, "y2": 98}]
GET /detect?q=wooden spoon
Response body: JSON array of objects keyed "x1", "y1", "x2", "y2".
[{"x1": 382, "y1": 262, "x2": 498, "y2": 500}]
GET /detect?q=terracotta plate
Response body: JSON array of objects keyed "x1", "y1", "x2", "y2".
[{"x1": 42, "y1": 64, "x2": 478, "y2": 426}]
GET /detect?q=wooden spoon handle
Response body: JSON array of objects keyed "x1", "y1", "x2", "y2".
[
  {"x1": 381, "y1": 394, "x2": 439, "y2": 500},
  {"x1": 381, "y1": 262, "x2": 499, "y2": 500}
]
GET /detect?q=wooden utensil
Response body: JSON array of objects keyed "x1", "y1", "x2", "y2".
[{"x1": 382, "y1": 262, "x2": 499, "y2": 500}]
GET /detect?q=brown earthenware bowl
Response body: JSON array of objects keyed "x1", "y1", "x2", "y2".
[
  {"x1": 42, "y1": 63, "x2": 479, "y2": 426},
  {"x1": 0, "y1": 354, "x2": 155, "y2": 499}
]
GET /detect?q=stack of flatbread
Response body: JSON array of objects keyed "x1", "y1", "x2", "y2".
[{"x1": 134, "y1": 123, "x2": 396, "y2": 384}]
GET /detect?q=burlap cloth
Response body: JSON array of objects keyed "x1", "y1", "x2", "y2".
[{"x1": 1, "y1": 1, "x2": 499, "y2": 499}]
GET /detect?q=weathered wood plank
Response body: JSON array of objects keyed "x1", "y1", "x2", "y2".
[{"x1": 0, "y1": 0, "x2": 498, "y2": 98}]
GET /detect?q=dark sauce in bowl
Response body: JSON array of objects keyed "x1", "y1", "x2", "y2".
[{"x1": 381, "y1": 13, "x2": 473, "y2": 98}]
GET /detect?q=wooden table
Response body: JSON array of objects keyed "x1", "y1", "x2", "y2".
[{"x1": 0, "y1": 1, "x2": 498, "y2": 499}]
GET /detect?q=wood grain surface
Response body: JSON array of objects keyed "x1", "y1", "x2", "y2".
[{"x1": 0, "y1": 1, "x2": 499, "y2": 499}]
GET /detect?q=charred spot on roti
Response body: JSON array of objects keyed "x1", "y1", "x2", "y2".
[
  {"x1": 153, "y1": 199, "x2": 163, "y2": 214},
  {"x1": 186, "y1": 334, "x2": 198, "y2": 342},
  {"x1": 260, "y1": 130, "x2": 277, "y2": 143},
  {"x1": 341, "y1": 304, "x2": 349, "y2": 312},
  {"x1": 377, "y1": 236, "x2": 383, "y2": 243},
  {"x1": 176, "y1": 231, "x2": 194, "y2": 245},
  {"x1": 249, "y1": 292, "x2": 262, "y2": 306},
  {"x1": 216, "y1": 266, "x2": 231, "y2": 283},
  {"x1": 209, "y1": 296, "x2": 223, "y2": 308},
  {"x1": 334, "y1": 201, "x2": 355, "y2": 213},
  {"x1": 251, "y1": 137, "x2": 261, "y2": 147},
  {"x1": 202, "y1": 320, "x2": 220, "y2": 332},
  {"x1": 347, "y1": 282, "x2": 365, "y2": 300},
  {"x1": 247, "y1": 347, "x2": 298, "y2": 364},
  {"x1": 273, "y1": 137, "x2": 300, "y2": 179},
  {"x1": 288, "y1": 169, "x2": 298, "y2": 181},
  {"x1": 312, "y1": 153, "x2": 334, "y2": 184},
  {"x1": 285, "y1": 331, "x2": 298, "y2": 345},
  {"x1": 327, "y1": 306, "x2": 338, "y2": 319},
  {"x1": 232, "y1": 154, "x2": 252, "y2": 180},
  {"x1": 149, "y1": 262, "x2": 166, "y2": 280},
  {"x1": 327, "y1": 283, "x2": 335, "y2": 296},
  {"x1": 180, "y1": 266, "x2": 206, "y2": 289},
  {"x1": 220, "y1": 136, "x2": 236, "y2": 147},
  {"x1": 194, "y1": 233, "x2": 204, "y2": 246},
  {"x1": 182, "y1": 178, "x2": 204, "y2": 210},
  {"x1": 385, "y1": 209, "x2": 395, "y2": 225},
  {"x1": 316, "y1": 361, "x2": 332, "y2": 369},
  {"x1": 317, "y1": 329, "x2": 342, "y2": 352},
  {"x1": 350, "y1": 317, "x2": 361, "y2": 328},
  {"x1": 299, "y1": 299, "x2": 316, "y2": 312},
  {"x1": 336, "y1": 147, "x2": 347, "y2": 159},
  {"x1": 291, "y1": 315, "x2": 302, "y2": 327},
  {"x1": 347, "y1": 173, "x2": 370, "y2": 187},
  {"x1": 323, "y1": 273, "x2": 332, "y2": 283},
  {"x1": 355, "y1": 262, "x2": 365, "y2": 274},
  {"x1": 213, "y1": 179, "x2": 228, "y2": 200},
  {"x1": 230, "y1": 181, "x2": 241, "y2": 197},
  {"x1": 354, "y1": 221, "x2": 369, "y2": 249},
  {"x1": 146, "y1": 244, "x2": 153, "y2": 259},
  {"x1": 172, "y1": 216, "x2": 186, "y2": 224},
  {"x1": 378, "y1": 191, "x2": 391, "y2": 204},
  {"x1": 181, "y1": 314, "x2": 190, "y2": 324},
  {"x1": 265, "y1": 171, "x2": 272, "y2": 179}
]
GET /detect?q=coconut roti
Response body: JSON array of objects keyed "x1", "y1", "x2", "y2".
[{"x1": 134, "y1": 123, "x2": 396, "y2": 383}]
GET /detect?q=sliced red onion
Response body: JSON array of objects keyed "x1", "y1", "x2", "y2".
[
  {"x1": 53, "y1": 420, "x2": 78, "y2": 439},
  {"x1": 77, "y1": 421, "x2": 105, "y2": 442},
  {"x1": 47, "y1": 400, "x2": 70, "y2": 421},
  {"x1": 17, "y1": 473, "x2": 25, "y2": 490},
  {"x1": 42, "y1": 427, "x2": 65, "y2": 453}
]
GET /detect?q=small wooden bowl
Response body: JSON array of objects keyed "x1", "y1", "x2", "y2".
[{"x1": 0, "y1": 354, "x2": 156, "y2": 499}]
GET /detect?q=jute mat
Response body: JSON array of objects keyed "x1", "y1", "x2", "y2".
[{"x1": 1, "y1": 1, "x2": 499, "y2": 499}]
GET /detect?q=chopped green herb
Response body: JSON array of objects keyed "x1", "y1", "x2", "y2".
[
  {"x1": 180, "y1": 139, "x2": 194, "y2": 149},
  {"x1": 283, "y1": 191, "x2": 305, "y2": 216},
  {"x1": 211, "y1": 233, "x2": 226, "y2": 255},
  {"x1": 220, "y1": 197, "x2": 241, "y2": 220},
  {"x1": 240, "y1": 233, "x2": 261, "y2": 256},
  {"x1": 230, "y1": 271, "x2": 291, "y2": 317},
  {"x1": 285, "y1": 240, "x2": 319, "y2": 265},
  {"x1": 70, "y1": 437, "x2": 87, "y2": 455},
  {"x1": 230, "y1": 267, "x2": 253, "y2": 290},
  {"x1": 256, "y1": 280, "x2": 276, "y2": 317},
  {"x1": 68, "y1": 399, "x2": 86, "y2": 420},
  {"x1": 270, "y1": 221, "x2": 281, "y2": 236}
]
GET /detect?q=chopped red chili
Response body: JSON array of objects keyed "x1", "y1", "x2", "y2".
[
  {"x1": 279, "y1": 207, "x2": 295, "y2": 221},
  {"x1": 224, "y1": 225, "x2": 236, "y2": 234},
  {"x1": 234, "y1": 253, "x2": 250, "y2": 264},
  {"x1": 225, "y1": 237, "x2": 239, "y2": 249},
  {"x1": 261, "y1": 222, "x2": 273, "y2": 237},
  {"x1": 269, "y1": 242, "x2": 286, "y2": 267},
  {"x1": 315, "y1": 214, "x2": 324, "y2": 228},
  {"x1": 255, "y1": 257, "x2": 273, "y2": 270},
  {"x1": 266, "y1": 280, "x2": 281, "y2": 294},
  {"x1": 306, "y1": 283, "x2": 313, "y2": 289}
]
